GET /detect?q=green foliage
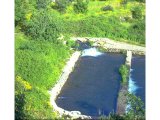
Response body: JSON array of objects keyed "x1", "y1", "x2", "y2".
[
  {"x1": 54, "y1": 0, "x2": 71, "y2": 13},
  {"x1": 126, "y1": 93, "x2": 145, "y2": 119},
  {"x1": 101, "y1": 5, "x2": 113, "y2": 11},
  {"x1": 120, "y1": 0, "x2": 128, "y2": 5},
  {"x1": 73, "y1": 0, "x2": 89, "y2": 13},
  {"x1": 36, "y1": 0, "x2": 51, "y2": 9},
  {"x1": 66, "y1": 39, "x2": 79, "y2": 48},
  {"x1": 135, "y1": 0, "x2": 145, "y2": 3},
  {"x1": 15, "y1": 0, "x2": 29, "y2": 25},
  {"x1": 25, "y1": 10, "x2": 62, "y2": 43},
  {"x1": 15, "y1": 76, "x2": 32, "y2": 119},
  {"x1": 119, "y1": 64, "x2": 129, "y2": 84},
  {"x1": 131, "y1": 6, "x2": 143, "y2": 19},
  {"x1": 15, "y1": 33, "x2": 71, "y2": 119}
]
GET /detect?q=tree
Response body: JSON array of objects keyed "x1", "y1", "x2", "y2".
[{"x1": 25, "y1": 10, "x2": 62, "y2": 43}]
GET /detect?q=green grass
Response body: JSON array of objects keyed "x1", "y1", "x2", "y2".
[{"x1": 15, "y1": 33, "x2": 71, "y2": 119}]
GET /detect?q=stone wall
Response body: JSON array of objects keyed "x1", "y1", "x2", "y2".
[
  {"x1": 71, "y1": 37, "x2": 145, "y2": 55},
  {"x1": 49, "y1": 51, "x2": 92, "y2": 119},
  {"x1": 116, "y1": 51, "x2": 132, "y2": 115}
]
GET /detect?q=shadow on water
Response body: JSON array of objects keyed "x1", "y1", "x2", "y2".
[{"x1": 56, "y1": 50, "x2": 125, "y2": 117}]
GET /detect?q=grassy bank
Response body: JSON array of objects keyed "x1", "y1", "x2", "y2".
[
  {"x1": 59, "y1": 0, "x2": 145, "y2": 45},
  {"x1": 15, "y1": 33, "x2": 71, "y2": 119}
]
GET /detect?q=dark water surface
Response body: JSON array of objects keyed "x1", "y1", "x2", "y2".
[
  {"x1": 131, "y1": 55, "x2": 145, "y2": 104},
  {"x1": 56, "y1": 53, "x2": 125, "y2": 117}
]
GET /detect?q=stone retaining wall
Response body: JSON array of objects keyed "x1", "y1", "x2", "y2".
[
  {"x1": 71, "y1": 37, "x2": 145, "y2": 55},
  {"x1": 49, "y1": 51, "x2": 92, "y2": 119},
  {"x1": 116, "y1": 51, "x2": 132, "y2": 115}
]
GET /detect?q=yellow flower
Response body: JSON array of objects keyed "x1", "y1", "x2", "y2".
[
  {"x1": 16, "y1": 76, "x2": 32, "y2": 90},
  {"x1": 25, "y1": 12, "x2": 32, "y2": 21}
]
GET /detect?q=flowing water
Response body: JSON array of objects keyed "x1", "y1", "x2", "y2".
[
  {"x1": 56, "y1": 48, "x2": 125, "y2": 117},
  {"x1": 130, "y1": 55, "x2": 145, "y2": 103},
  {"x1": 126, "y1": 55, "x2": 145, "y2": 111}
]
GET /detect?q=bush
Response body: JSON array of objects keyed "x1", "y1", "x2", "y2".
[
  {"x1": 25, "y1": 10, "x2": 62, "y2": 43},
  {"x1": 15, "y1": 0, "x2": 29, "y2": 25},
  {"x1": 126, "y1": 93, "x2": 145, "y2": 119},
  {"x1": 131, "y1": 6, "x2": 143, "y2": 20},
  {"x1": 66, "y1": 39, "x2": 79, "y2": 48},
  {"x1": 119, "y1": 64, "x2": 129, "y2": 84},
  {"x1": 15, "y1": 76, "x2": 32, "y2": 119},
  {"x1": 54, "y1": 0, "x2": 71, "y2": 13},
  {"x1": 101, "y1": 5, "x2": 113, "y2": 11},
  {"x1": 128, "y1": 19, "x2": 145, "y2": 44},
  {"x1": 73, "y1": 0, "x2": 89, "y2": 13},
  {"x1": 36, "y1": 0, "x2": 51, "y2": 9}
]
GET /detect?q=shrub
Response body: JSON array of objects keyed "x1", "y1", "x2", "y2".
[
  {"x1": 128, "y1": 19, "x2": 145, "y2": 44},
  {"x1": 131, "y1": 6, "x2": 143, "y2": 20},
  {"x1": 126, "y1": 93, "x2": 145, "y2": 119},
  {"x1": 36, "y1": 0, "x2": 51, "y2": 9},
  {"x1": 25, "y1": 10, "x2": 62, "y2": 43},
  {"x1": 15, "y1": 76, "x2": 32, "y2": 119},
  {"x1": 101, "y1": 5, "x2": 113, "y2": 11},
  {"x1": 54, "y1": 0, "x2": 71, "y2": 13},
  {"x1": 66, "y1": 39, "x2": 79, "y2": 48},
  {"x1": 73, "y1": 0, "x2": 89, "y2": 13},
  {"x1": 15, "y1": 0, "x2": 29, "y2": 25},
  {"x1": 119, "y1": 64, "x2": 129, "y2": 84}
]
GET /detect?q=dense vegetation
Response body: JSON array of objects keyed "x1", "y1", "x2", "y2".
[
  {"x1": 15, "y1": 0, "x2": 145, "y2": 119},
  {"x1": 15, "y1": 32, "x2": 72, "y2": 119},
  {"x1": 119, "y1": 64, "x2": 129, "y2": 84}
]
